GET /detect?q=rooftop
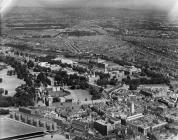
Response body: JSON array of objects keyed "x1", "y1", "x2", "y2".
[
  {"x1": 138, "y1": 84, "x2": 169, "y2": 89},
  {"x1": 129, "y1": 115, "x2": 166, "y2": 129},
  {"x1": 71, "y1": 120, "x2": 88, "y2": 131}
]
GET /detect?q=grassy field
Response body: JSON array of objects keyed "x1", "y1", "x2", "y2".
[
  {"x1": 49, "y1": 90, "x2": 70, "y2": 98},
  {"x1": 65, "y1": 89, "x2": 92, "y2": 102},
  {"x1": 0, "y1": 66, "x2": 25, "y2": 96}
]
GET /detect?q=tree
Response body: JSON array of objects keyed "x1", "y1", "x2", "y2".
[
  {"x1": 37, "y1": 72, "x2": 51, "y2": 86},
  {"x1": 0, "y1": 78, "x2": 2, "y2": 83},
  {"x1": 5, "y1": 90, "x2": 8, "y2": 95},
  {"x1": 27, "y1": 60, "x2": 34, "y2": 68},
  {"x1": 53, "y1": 97, "x2": 60, "y2": 103},
  {"x1": 80, "y1": 82, "x2": 89, "y2": 89},
  {"x1": 46, "y1": 78, "x2": 51, "y2": 86},
  {"x1": 110, "y1": 77, "x2": 118, "y2": 85},
  {"x1": 34, "y1": 79, "x2": 41, "y2": 87},
  {"x1": 0, "y1": 88, "x2": 4, "y2": 95},
  {"x1": 124, "y1": 71, "x2": 130, "y2": 75},
  {"x1": 97, "y1": 78, "x2": 109, "y2": 87},
  {"x1": 0, "y1": 109, "x2": 9, "y2": 115},
  {"x1": 89, "y1": 87, "x2": 102, "y2": 100},
  {"x1": 14, "y1": 85, "x2": 36, "y2": 107},
  {"x1": 129, "y1": 84, "x2": 138, "y2": 90},
  {"x1": 24, "y1": 76, "x2": 33, "y2": 86}
]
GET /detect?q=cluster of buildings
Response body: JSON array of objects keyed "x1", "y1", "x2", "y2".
[
  {"x1": 121, "y1": 114, "x2": 167, "y2": 136},
  {"x1": 90, "y1": 57, "x2": 141, "y2": 76},
  {"x1": 2, "y1": 47, "x2": 178, "y2": 140},
  {"x1": 38, "y1": 57, "x2": 86, "y2": 76},
  {"x1": 38, "y1": 62, "x2": 61, "y2": 71},
  {"x1": 138, "y1": 84, "x2": 178, "y2": 108},
  {"x1": 138, "y1": 84, "x2": 170, "y2": 98},
  {"x1": 8, "y1": 88, "x2": 174, "y2": 140}
]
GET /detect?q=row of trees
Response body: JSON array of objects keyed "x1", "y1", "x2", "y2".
[
  {"x1": 0, "y1": 96, "x2": 14, "y2": 107},
  {"x1": 1, "y1": 56, "x2": 30, "y2": 81},
  {"x1": 95, "y1": 72, "x2": 118, "y2": 87},
  {"x1": 123, "y1": 75, "x2": 170, "y2": 90},
  {"x1": 0, "y1": 56, "x2": 38, "y2": 107},
  {"x1": 1, "y1": 55, "x2": 53, "y2": 87},
  {"x1": 54, "y1": 70, "x2": 89, "y2": 90},
  {"x1": 0, "y1": 88, "x2": 8, "y2": 96},
  {"x1": 0, "y1": 109, "x2": 9, "y2": 115}
]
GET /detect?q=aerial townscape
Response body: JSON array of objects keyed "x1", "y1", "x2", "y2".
[{"x1": 1, "y1": 0, "x2": 178, "y2": 140}]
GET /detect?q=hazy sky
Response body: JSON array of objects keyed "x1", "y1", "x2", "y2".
[
  {"x1": 15, "y1": 0, "x2": 177, "y2": 10},
  {"x1": 1, "y1": 0, "x2": 178, "y2": 20}
]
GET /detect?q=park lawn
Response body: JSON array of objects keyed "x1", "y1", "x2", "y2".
[
  {"x1": 65, "y1": 89, "x2": 92, "y2": 102},
  {"x1": 0, "y1": 66, "x2": 25, "y2": 96}
]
